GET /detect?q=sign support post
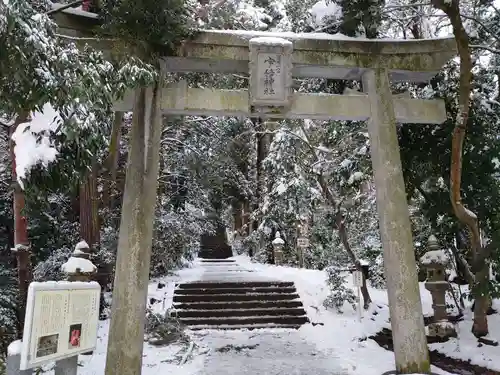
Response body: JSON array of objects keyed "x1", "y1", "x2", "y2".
[
  {"x1": 352, "y1": 270, "x2": 363, "y2": 323},
  {"x1": 6, "y1": 353, "x2": 32, "y2": 375},
  {"x1": 54, "y1": 356, "x2": 78, "y2": 375},
  {"x1": 296, "y1": 237, "x2": 309, "y2": 268}
]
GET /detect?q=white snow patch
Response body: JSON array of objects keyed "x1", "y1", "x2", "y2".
[
  {"x1": 50, "y1": 2, "x2": 98, "y2": 18},
  {"x1": 11, "y1": 104, "x2": 60, "y2": 187},
  {"x1": 348, "y1": 171, "x2": 364, "y2": 185},
  {"x1": 61, "y1": 257, "x2": 97, "y2": 274},
  {"x1": 47, "y1": 256, "x2": 500, "y2": 375},
  {"x1": 30, "y1": 280, "x2": 99, "y2": 288},
  {"x1": 234, "y1": 255, "x2": 454, "y2": 374},
  {"x1": 340, "y1": 158, "x2": 352, "y2": 168},
  {"x1": 492, "y1": 157, "x2": 500, "y2": 169},
  {"x1": 208, "y1": 28, "x2": 454, "y2": 42},
  {"x1": 310, "y1": 0, "x2": 341, "y2": 26},
  {"x1": 359, "y1": 259, "x2": 369, "y2": 266},
  {"x1": 249, "y1": 36, "x2": 293, "y2": 46},
  {"x1": 272, "y1": 232, "x2": 285, "y2": 245},
  {"x1": 75, "y1": 240, "x2": 90, "y2": 250},
  {"x1": 429, "y1": 299, "x2": 500, "y2": 371},
  {"x1": 420, "y1": 249, "x2": 449, "y2": 265},
  {"x1": 8, "y1": 340, "x2": 22, "y2": 356}
]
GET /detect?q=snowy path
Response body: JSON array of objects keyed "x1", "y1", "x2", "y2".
[
  {"x1": 196, "y1": 258, "x2": 279, "y2": 282},
  {"x1": 191, "y1": 329, "x2": 349, "y2": 375},
  {"x1": 54, "y1": 256, "x2": 462, "y2": 375},
  {"x1": 188, "y1": 258, "x2": 349, "y2": 375}
]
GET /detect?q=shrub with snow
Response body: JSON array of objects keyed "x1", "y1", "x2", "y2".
[
  {"x1": 145, "y1": 308, "x2": 188, "y2": 346},
  {"x1": 0, "y1": 265, "x2": 20, "y2": 360},
  {"x1": 323, "y1": 266, "x2": 357, "y2": 313},
  {"x1": 33, "y1": 246, "x2": 73, "y2": 281}
]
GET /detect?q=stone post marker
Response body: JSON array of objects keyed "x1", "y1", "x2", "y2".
[
  {"x1": 272, "y1": 231, "x2": 285, "y2": 265},
  {"x1": 6, "y1": 340, "x2": 31, "y2": 375},
  {"x1": 420, "y1": 235, "x2": 457, "y2": 340}
]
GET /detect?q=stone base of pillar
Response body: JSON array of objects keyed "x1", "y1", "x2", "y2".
[
  {"x1": 427, "y1": 321, "x2": 457, "y2": 340},
  {"x1": 274, "y1": 250, "x2": 283, "y2": 265}
]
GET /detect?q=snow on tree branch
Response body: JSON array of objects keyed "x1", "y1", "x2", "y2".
[{"x1": 11, "y1": 104, "x2": 60, "y2": 188}]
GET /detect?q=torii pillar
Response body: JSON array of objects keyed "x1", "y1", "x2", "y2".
[{"x1": 363, "y1": 68, "x2": 430, "y2": 373}]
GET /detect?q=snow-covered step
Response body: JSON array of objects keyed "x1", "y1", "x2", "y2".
[
  {"x1": 174, "y1": 286, "x2": 296, "y2": 295},
  {"x1": 178, "y1": 281, "x2": 294, "y2": 289},
  {"x1": 199, "y1": 259, "x2": 236, "y2": 263},
  {"x1": 188, "y1": 323, "x2": 303, "y2": 331},
  {"x1": 199, "y1": 263, "x2": 237, "y2": 266},
  {"x1": 200, "y1": 267, "x2": 253, "y2": 274},
  {"x1": 174, "y1": 307, "x2": 307, "y2": 318},
  {"x1": 173, "y1": 292, "x2": 300, "y2": 303},
  {"x1": 173, "y1": 300, "x2": 304, "y2": 310},
  {"x1": 173, "y1": 276, "x2": 309, "y2": 330},
  {"x1": 198, "y1": 247, "x2": 233, "y2": 259},
  {"x1": 179, "y1": 314, "x2": 309, "y2": 326}
]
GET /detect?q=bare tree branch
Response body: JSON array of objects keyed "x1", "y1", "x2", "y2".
[{"x1": 470, "y1": 44, "x2": 500, "y2": 54}]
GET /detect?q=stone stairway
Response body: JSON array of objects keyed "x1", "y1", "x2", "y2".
[{"x1": 172, "y1": 259, "x2": 309, "y2": 330}]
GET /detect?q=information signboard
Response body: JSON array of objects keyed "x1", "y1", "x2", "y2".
[
  {"x1": 297, "y1": 237, "x2": 310, "y2": 248},
  {"x1": 20, "y1": 281, "x2": 101, "y2": 370},
  {"x1": 352, "y1": 271, "x2": 364, "y2": 287}
]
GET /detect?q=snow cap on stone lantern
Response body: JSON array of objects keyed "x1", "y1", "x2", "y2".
[
  {"x1": 61, "y1": 240, "x2": 97, "y2": 280},
  {"x1": 272, "y1": 231, "x2": 285, "y2": 247},
  {"x1": 73, "y1": 240, "x2": 91, "y2": 259},
  {"x1": 420, "y1": 234, "x2": 449, "y2": 282},
  {"x1": 420, "y1": 235, "x2": 449, "y2": 266},
  {"x1": 272, "y1": 231, "x2": 285, "y2": 265}
]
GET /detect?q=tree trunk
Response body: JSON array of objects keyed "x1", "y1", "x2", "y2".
[
  {"x1": 243, "y1": 200, "x2": 251, "y2": 236},
  {"x1": 80, "y1": 160, "x2": 100, "y2": 249},
  {"x1": 431, "y1": 0, "x2": 489, "y2": 337},
  {"x1": 336, "y1": 212, "x2": 372, "y2": 309},
  {"x1": 80, "y1": 158, "x2": 108, "y2": 317},
  {"x1": 233, "y1": 201, "x2": 243, "y2": 232},
  {"x1": 9, "y1": 114, "x2": 33, "y2": 336},
  {"x1": 102, "y1": 112, "x2": 123, "y2": 209},
  {"x1": 105, "y1": 79, "x2": 163, "y2": 375},
  {"x1": 254, "y1": 119, "x2": 264, "y2": 233}
]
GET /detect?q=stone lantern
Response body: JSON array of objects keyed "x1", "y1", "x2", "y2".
[
  {"x1": 272, "y1": 231, "x2": 285, "y2": 265},
  {"x1": 61, "y1": 240, "x2": 98, "y2": 356},
  {"x1": 61, "y1": 240, "x2": 97, "y2": 282},
  {"x1": 419, "y1": 234, "x2": 457, "y2": 339}
]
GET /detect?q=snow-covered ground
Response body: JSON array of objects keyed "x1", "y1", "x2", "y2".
[
  {"x1": 235, "y1": 256, "x2": 500, "y2": 373},
  {"x1": 428, "y1": 301, "x2": 500, "y2": 371},
  {"x1": 38, "y1": 256, "x2": 500, "y2": 375}
]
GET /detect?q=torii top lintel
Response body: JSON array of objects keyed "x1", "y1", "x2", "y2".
[{"x1": 51, "y1": 3, "x2": 457, "y2": 83}]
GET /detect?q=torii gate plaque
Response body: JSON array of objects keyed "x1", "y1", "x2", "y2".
[
  {"x1": 248, "y1": 36, "x2": 293, "y2": 111},
  {"x1": 50, "y1": 6, "x2": 456, "y2": 374}
]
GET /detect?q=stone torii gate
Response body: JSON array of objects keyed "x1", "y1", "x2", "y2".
[{"x1": 52, "y1": 6, "x2": 456, "y2": 374}]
